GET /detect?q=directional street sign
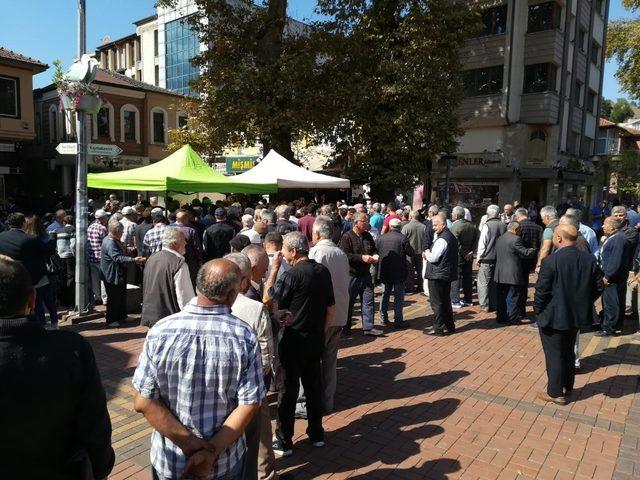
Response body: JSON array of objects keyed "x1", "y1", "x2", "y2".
[
  {"x1": 56, "y1": 143, "x2": 122, "y2": 157},
  {"x1": 56, "y1": 143, "x2": 78, "y2": 155},
  {"x1": 87, "y1": 144, "x2": 123, "y2": 157}
]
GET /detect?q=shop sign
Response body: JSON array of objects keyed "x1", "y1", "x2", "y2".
[
  {"x1": 0, "y1": 143, "x2": 15, "y2": 153},
  {"x1": 455, "y1": 156, "x2": 502, "y2": 167},
  {"x1": 225, "y1": 156, "x2": 257, "y2": 173}
]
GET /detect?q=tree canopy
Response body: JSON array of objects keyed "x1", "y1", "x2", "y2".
[{"x1": 607, "y1": 0, "x2": 640, "y2": 99}]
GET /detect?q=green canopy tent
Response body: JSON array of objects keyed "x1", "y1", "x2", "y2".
[{"x1": 87, "y1": 144, "x2": 277, "y2": 194}]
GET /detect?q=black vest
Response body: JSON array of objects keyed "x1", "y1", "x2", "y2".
[
  {"x1": 425, "y1": 229, "x2": 458, "y2": 281},
  {"x1": 479, "y1": 218, "x2": 507, "y2": 263},
  {"x1": 141, "y1": 249, "x2": 186, "y2": 328}
]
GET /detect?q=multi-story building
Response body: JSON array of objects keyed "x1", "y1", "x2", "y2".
[
  {"x1": 0, "y1": 47, "x2": 48, "y2": 200},
  {"x1": 436, "y1": 0, "x2": 609, "y2": 210},
  {"x1": 33, "y1": 68, "x2": 187, "y2": 196}
]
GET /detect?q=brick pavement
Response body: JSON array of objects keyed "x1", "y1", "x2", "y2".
[{"x1": 69, "y1": 292, "x2": 640, "y2": 480}]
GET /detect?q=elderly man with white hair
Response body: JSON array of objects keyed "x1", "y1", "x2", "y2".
[
  {"x1": 224, "y1": 252, "x2": 275, "y2": 480},
  {"x1": 240, "y1": 214, "x2": 262, "y2": 245},
  {"x1": 476, "y1": 205, "x2": 507, "y2": 312},
  {"x1": 141, "y1": 227, "x2": 195, "y2": 328}
]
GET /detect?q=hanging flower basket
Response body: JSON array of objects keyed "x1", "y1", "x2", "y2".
[{"x1": 76, "y1": 95, "x2": 102, "y2": 114}]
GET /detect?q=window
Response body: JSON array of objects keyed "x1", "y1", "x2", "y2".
[
  {"x1": 587, "y1": 90, "x2": 597, "y2": 114},
  {"x1": 165, "y1": 17, "x2": 200, "y2": 95},
  {"x1": 49, "y1": 105, "x2": 59, "y2": 142},
  {"x1": 479, "y1": 5, "x2": 507, "y2": 36},
  {"x1": 97, "y1": 107, "x2": 110, "y2": 137},
  {"x1": 136, "y1": 40, "x2": 141, "y2": 62},
  {"x1": 154, "y1": 30, "x2": 159, "y2": 57},
  {"x1": 574, "y1": 81, "x2": 583, "y2": 106},
  {"x1": 462, "y1": 66, "x2": 504, "y2": 97},
  {"x1": 595, "y1": 0, "x2": 604, "y2": 16},
  {"x1": 155, "y1": 65, "x2": 160, "y2": 86},
  {"x1": 528, "y1": 2, "x2": 561, "y2": 33},
  {"x1": 523, "y1": 63, "x2": 557, "y2": 93},
  {"x1": 578, "y1": 29, "x2": 587, "y2": 52},
  {"x1": 152, "y1": 109, "x2": 166, "y2": 144},
  {"x1": 591, "y1": 41, "x2": 601, "y2": 66},
  {"x1": 124, "y1": 111, "x2": 136, "y2": 140},
  {"x1": 0, "y1": 75, "x2": 19, "y2": 118},
  {"x1": 178, "y1": 115, "x2": 188, "y2": 129}
]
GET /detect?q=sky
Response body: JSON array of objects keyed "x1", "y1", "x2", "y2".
[{"x1": 0, "y1": 0, "x2": 635, "y2": 99}]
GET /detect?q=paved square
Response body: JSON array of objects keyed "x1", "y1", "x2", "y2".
[{"x1": 71, "y1": 292, "x2": 640, "y2": 480}]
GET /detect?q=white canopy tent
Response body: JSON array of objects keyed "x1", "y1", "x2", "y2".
[{"x1": 233, "y1": 150, "x2": 350, "y2": 189}]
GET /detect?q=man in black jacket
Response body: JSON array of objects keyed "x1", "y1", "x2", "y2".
[
  {"x1": 0, "y1": 212, "x2": 52, "y2": 285},
  {"x1": 597, "y1": 217, "x2": 628, "y2": 336},
  {"x1": 423, "y1": 215, "x2": 458, "y2": 335},
  {"x1": 534, "y1": 225, "x2": 604, "y2": 405},
  {"x1": 494, "y1": 222, "x2": 536, "y2": 324},
  {"x1": 203, "y1": 208, "x2": 235, "y2": 261},
  {"x1": 0, "y1": 257, "x2": 114, "y2": 479},
  {"x1": 376, "y1": 218, "x2": 415, "y2": 328},
  {"x1": 514, "y1": 208, "x2": 543, "y2": 317}
]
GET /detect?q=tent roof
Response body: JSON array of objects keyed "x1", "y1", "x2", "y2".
[
  {"x1": 233, "y1": 150, "x2": 350, "y2": 189},
  {"x1": 87, "y1": 145, "x2": 277, "y2": 193}
]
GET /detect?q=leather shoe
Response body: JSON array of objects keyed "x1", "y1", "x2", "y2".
[
  {"x1": 536, "y1": 391, "x2": 568, "y2": 406},
  {"x1": 594, "y1": 330, "x2": 615, "y2": 337}
]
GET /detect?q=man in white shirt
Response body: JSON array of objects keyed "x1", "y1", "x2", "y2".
[
  {"x1": 141, "y1": 227, "x2": 194, "y2": 328},
  {"x1": 224, "y1": 253, "x2": 276, "y2": 480},
  {"x1": 240, "y1": 214, "x2": 263, "y2": 245}
]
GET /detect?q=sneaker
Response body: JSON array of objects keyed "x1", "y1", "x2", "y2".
[
  {"x1": 363, "y1": 328, "x2": 384, "y2": 337},
  {"x1": 45, "y1": 323, "x2": 59, "y2": 331},
  {"x1": 594, "y1": 330, "x2": 615, "y2": 337},
  {"x1": 451, "y1": 302, "x2": 463, "y2": 309},
  {"x1": 272, "y1": 438, "x2": 293, "y2": 457},
  {"x1": 107, "y1": 321, "x2": 120, "y2": 328},
  {"x1": 311, "y1": 440, "x2": 325, "y2": 448},
  {"x1": 529, "y1": 322, "x2": 539, "y2": 329}
]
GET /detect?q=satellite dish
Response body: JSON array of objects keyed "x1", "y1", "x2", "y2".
[
  {"x1": 102, "y1": 35, "x2": 111, "y2": 45},
  {"x1": 124, "y1": 68, "x2": 133, "y2": 78},
  {"x1": 65, "y1": 54, "x2": 99, "y2": 84}
]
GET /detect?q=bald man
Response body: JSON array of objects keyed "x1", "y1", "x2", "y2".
[{"x1": 534, "y1": 224, "x2": 603, "y2": 405}]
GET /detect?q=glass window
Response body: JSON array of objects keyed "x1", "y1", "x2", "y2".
[
  {"x1": 154, "y1": 30, "x2": 159, "y2": 57},
  {"x1": 591, "y1": 41, "x2": 601, "y2": 65},
  {"x1": 595, "y1": 0, "x2": 604, "y2": 16},
  {"x1": 165, "y1": 16, "x2": 199, "y2": 95},
  {"x1": 462, "y1": 66, "x2": 503, "y2": 97},
  {"x1": 587, "y1": 90, "x2": 597, "y2": 114},
  {"x1": 155, "y1": 66, "x2": 160, "y2": 86},
  {"x1": 574, "y1": 81, "x2": 583, "y2": 106},
  {"x1": 124, "y1": 110, "x2": 136, "y2": 141},
  {"x1": 97, "y1": 107, "x2": 110, "y2": 137},
  {"x1": 523, "y1": 63, "x2": 557, "y2": 93},
  {"x1": 479, "y1": 5, "x2": 508, "y2": 36},
  {"x1": 0, "y1": 76, "x2": 19, "y2": 117},
  {"x1": 153, "y1": 111, "x2": 165, "y2": 143},
  {"x1": 579, "y1": 29, "x2": 586, "y2": 52},
  {"x1": 50, "y1": 110, "x2": 58, "y2": 142},
  {"x1": 178, "y1": 115, "x2": 188, "y2": 129},
  {"x1": 528, "y1": 2, "x2": 561, "y2": 33}
]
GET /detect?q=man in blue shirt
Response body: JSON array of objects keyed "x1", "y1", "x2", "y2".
[
  {"x1": 369, "y1": 203, "x2": 384, "y2": 233},
  {"x1": 45, "y1": 209, "x2": 66, "y2": 234}
]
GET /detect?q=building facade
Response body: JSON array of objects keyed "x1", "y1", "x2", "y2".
[
  {"x1": 0, "y1": 47, "x2": 48, "y2": 200},
  {"x1": 435, "y1": 0, "x2": 609, "y2": 210},
  {"x1": 33, "y1": 69, "x2": 187, "y2": 196}
]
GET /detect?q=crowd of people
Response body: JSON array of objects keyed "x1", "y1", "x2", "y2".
[{"x1": 0, "y1": 191, "x2": 638, "y2": 479}]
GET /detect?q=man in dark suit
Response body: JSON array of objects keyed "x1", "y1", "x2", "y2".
[
  {"x1": 534, "y1": 224, "x2": 604, "y2": 405},
  {"x1": 202, "y1": 208, "x2": 235, "y2": 261},
  {"x1": 597, "y1": 217, "x2": 628, "y2": 336},
  {"x1": 450, "y1": 206, "x2": 478, "y2": 307},
  {"x1": 0, "y1": 213, "x2": 52, "y2": 286},
  {"x1": 514, "y1": 208, "x2": 542, "y2": 317},
  {"x1": 494, "y1": 222, "x2": 536, "y2": 324},
  {"x1": 376, "y1": 218, "x2": 415, "y2": 328}
]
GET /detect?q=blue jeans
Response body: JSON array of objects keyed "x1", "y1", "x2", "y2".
[
  {"x1": 345, "y1": 275, "x2": 375, "y2": 332},
  {"x1": 602, "y1": 282, "x2": 625, "y2": 333},
  {"x1": 152, "y1": 453, "x2": 246, "y2": 480},
  {"x1": 380, "y1": 281, "x2": 405, "y2": 325}
]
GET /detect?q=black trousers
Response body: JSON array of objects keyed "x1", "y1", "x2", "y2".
[
  {"x1": 539, "y1": 327, "x2": 577, "y2": 398},
  {"x1": 276, "y1": 336, "x2": 324, "y2": 446},
  {"x1": 104, "y1": 282, "x2": 127, "y2": 324},
  {"x1": 602, "y1": 282, "x2": 626, "y2": 333},
  {"x1": 428, "y1": 279, "x2": 455, "y2": 333},
  {"x1": 496, "y1": 283, "x2": 522, "y2": 324},
  {"x1": 410, "y1": 254, "x2": 423, "y2": 293},
  {"x1": 450, "y1": 258, "x2": 473, "y2": 304}
]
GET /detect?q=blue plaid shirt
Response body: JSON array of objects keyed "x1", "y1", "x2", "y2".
[
  {"x1": 142, "y1": 223, "x2": 166, "y2": 256},
  {"x1": 132, "y1": 299, "x2": 265, "y2": 479}
]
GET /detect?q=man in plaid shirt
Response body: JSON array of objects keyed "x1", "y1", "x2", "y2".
[
  {"x1": 87, "y1": 209, "x2": 109, "y2": 304},
  {"x1": 143, "y1": 210, "x2": 168, "y2": 256},
  {"x1": 133, "y1": 259, "x2": 264, "y2": 480}
]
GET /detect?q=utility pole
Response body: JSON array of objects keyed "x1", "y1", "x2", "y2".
[{"x1": 74, "y1": 0, "x2": 89, "y2": 315}]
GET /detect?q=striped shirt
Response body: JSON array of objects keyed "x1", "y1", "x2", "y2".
[
  {"x1": 143, "y1": 223, "x2": 166, "y2": 256},
  {"x1": 87, "y1": 221, "x2": 107, "y2": 264},
  {"x1": 132, "y1": 299, "x2": 265, "y2": 479}
]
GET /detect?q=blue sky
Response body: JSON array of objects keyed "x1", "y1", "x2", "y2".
[{"x1": 0, "y1": 0, "x2": 634, "y2": 99}]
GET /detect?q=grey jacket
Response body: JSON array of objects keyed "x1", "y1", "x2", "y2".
[{"x1": 100, "y1": 236, "x2": 134, "y2": 284}]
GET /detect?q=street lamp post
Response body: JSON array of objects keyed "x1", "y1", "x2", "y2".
[{"x1": 73, "y1": 0, "x2": 90, "y2": 315}]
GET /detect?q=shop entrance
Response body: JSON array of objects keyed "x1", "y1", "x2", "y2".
[{"x1": 521, "y1": 180, "x2": 546, "y2": 205}]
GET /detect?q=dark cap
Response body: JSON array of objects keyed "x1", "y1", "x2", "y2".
[{"x1": 215, "y1": 208, "x2": 226, "y2": 218}]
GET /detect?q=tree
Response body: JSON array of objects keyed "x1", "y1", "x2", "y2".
[
  {"x1": 158, "y1": 0, "x2": 327, "y2": 162},
  {"x1": 314, "y1": 0, "x2": 479, "y2": 192},
  {"x1": 610, "y1": 98, "x2": 636, "y2": 124},
  {"x1": 601, "y1": 98, "x2": 614, "y2": 120},
  {"x1": 607, "y1": 0, "x2": 640, "y2": 99}
]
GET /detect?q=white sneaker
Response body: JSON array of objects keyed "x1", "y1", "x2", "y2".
[
  {"x1": 108, "y1": 321, "x2": 120, "y2": 328},
  {"x1": 46, "y1": 323, "x2": 59, "y2": 331},
  {"x1": 312, "y1": 440, "x2": 325, "y2": 448},
  {"x1": 364, "y1": 328, "x2": 384, "y2": 336},
  {"x1": 451, "y1": 302, "x2": 463, "y2": 309}
]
